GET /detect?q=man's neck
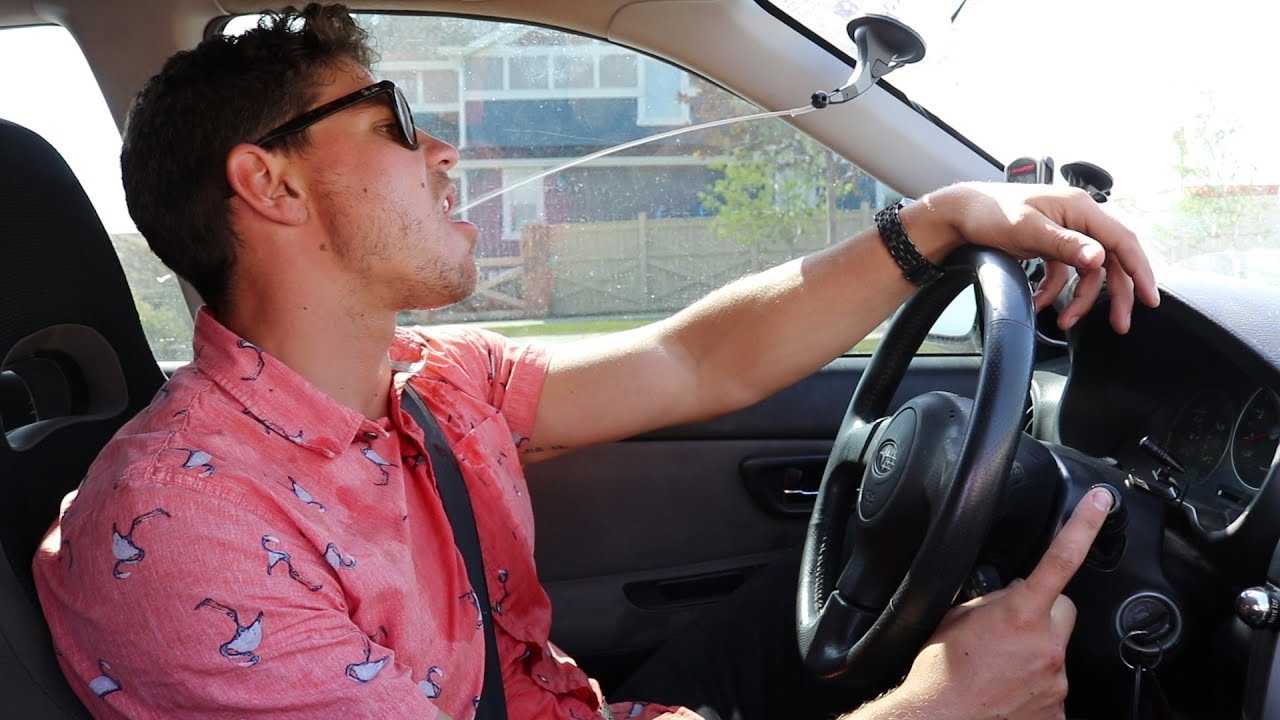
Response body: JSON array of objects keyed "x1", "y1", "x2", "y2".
[{"x1": 219, "y1": 294, "x2": 397, "y2": 420}]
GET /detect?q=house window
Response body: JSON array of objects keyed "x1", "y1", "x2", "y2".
[
  {"x1": 553, "y1": 55, "x2": 595, "y2": 89},
  {"x1": 458, "y1": 49, "x2": 651, "y2": 100},
  {"x1": 600, "y1": 54, "x2": 638, "y2": 88},
  {"x1": 381, "y1": 69, "x2": 423, "y2": 105},
  {"x1": 465, "y1": 56, "x2": 504, "y2": 90},
  {"x1": 377, "y1": 63, "x2": 462, "y2": 111},
  {"x1": 421, "y1": 68, "x2": 459, "y2": 103},
  {"x1": 638, "y1": 58, "x2": 688, "y2": 126},
  {"x1": 509, "y1": 54, "x2": 550, "y2": 90}
]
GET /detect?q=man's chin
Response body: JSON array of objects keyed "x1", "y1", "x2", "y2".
[{"x1": 400, "y1": 279, "x2": 477, "y2": 313}]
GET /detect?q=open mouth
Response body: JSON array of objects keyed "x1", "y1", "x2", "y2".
[{"x1": 442, "y1": 186, "x2": 456, "y2": 215}]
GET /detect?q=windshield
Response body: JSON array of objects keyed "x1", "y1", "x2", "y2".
[{"x1": 766, "y1": 0, "x2": 1280, "y2": 280}]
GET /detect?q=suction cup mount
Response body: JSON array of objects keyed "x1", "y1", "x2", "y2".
[
  {"x1": 1061, "y1": 161, "x2": 1114, "y2": 203},
  {"x1": 812, "y1": 14, "x2": 927, "y2": 108}
]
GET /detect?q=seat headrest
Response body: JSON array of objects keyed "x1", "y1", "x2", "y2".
[{"x1": 0, "y1": 119, "x2": 163, "y2": 435}]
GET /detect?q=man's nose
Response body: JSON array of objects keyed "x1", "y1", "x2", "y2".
[{"x1": 419, "y1": 130, "x2": 459, "y2": 171}]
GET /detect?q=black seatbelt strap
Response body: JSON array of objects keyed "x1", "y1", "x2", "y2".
[{"x1": 402, "y1": 386, "x2": 509, "y2": 720}]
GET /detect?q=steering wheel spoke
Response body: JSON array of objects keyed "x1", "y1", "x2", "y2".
[
  {"x1": 835, "y1": 530, "x2": 913, "y2": 610},
  {"x1": 806, "y1": 589, "x2": 882, "y2": 680}
]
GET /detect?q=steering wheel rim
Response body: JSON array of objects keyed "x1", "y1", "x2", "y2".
[{"x1": 796, "y1": 246, "x2": 1036, "y2": 690}]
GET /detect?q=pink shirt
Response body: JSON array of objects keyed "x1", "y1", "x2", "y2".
[{"x1": 33, "y1": 310, "x2": 697, "y2": 720}]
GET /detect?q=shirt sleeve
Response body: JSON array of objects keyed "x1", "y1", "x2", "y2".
[
  {"x1": 34, "y1": 478, "x2": 444, "y2": 720},
  {"x1": 409, "y1": 325, "x2": 551, "y2": 441}
]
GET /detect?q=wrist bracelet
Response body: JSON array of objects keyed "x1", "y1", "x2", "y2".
[{"x1": 875, "y1": 199, "x2": 943, "y2": 286}]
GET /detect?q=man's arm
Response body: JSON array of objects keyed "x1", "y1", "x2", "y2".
[{"x1": 525, "y1": 182, "x2": 1158, "y2": 458}]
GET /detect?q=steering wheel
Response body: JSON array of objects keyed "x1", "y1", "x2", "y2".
[{"x1": 796, "y1": 246, "x2": 1036, "y2": 691}]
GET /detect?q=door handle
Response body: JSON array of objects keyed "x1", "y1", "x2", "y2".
[
  {"x1": 740, "y1": 455, "x2": 827, "y2": 516},
  {"x1": 780, "y1": 466, "x2": 820, "y2": 498}
]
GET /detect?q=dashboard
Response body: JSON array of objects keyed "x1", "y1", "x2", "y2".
[
  {"x1": 1043, "y1": 272, "x2": 1280, "y2": 535},
  {"x1": 1010, "y1": 270, "x2": 1280, "y2": 719}
]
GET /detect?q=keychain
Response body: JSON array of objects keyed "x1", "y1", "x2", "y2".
[{"x1": 1119, "y1": 629, "x2": 1172, "y2": 720}]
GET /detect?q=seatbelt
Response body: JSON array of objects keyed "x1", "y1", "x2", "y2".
[{"x1": 402, "y1": 386, "x2": 509, "y2": 720}]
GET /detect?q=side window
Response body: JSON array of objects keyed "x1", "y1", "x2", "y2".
[
  {"x1": 0, "y1": 26, "x2": 195, "y2": 362},
  {"x1": 224, "y1": 15, "x2": 978, "y2": 353}
]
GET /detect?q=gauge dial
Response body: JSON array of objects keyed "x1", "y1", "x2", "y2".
[
  {"x1": 1233, "y1": 389, "x2": 1280, "y2": 489},
  {"x1": 1167, "y1": 390, "x2": 1233, "y2": 484}
]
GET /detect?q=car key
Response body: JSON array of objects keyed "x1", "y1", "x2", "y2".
[{"x1": 1121, "y1": 630, "x2": 1172, "y2": 720}]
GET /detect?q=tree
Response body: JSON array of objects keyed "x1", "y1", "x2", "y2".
[
  {"x1": 1157, "y1": 97, "x2": 1273, "y2": 260},
  {"x1": 110, "y1": 233, "x2": 194, "y2": 361},
  {"x1": 683, "y1": 78, "x2": 877, "y2": 248}
]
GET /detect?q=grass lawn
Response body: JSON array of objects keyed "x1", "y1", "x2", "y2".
[{"x1": 476, "y1": 317, "x2": 656, "y2": 339}]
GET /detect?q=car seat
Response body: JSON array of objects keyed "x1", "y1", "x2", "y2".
[{"x1": 0, "y1": 118, "x2": 166, "y2": 718}]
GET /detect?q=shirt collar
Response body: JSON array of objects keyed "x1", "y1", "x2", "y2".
[{"x1": 191, "y1": 308, "x2": 420, "y2": 457}]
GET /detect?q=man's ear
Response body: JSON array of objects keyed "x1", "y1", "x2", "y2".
[{"x1": 225, "y1": 144, "x2": 309, "y2": 226}]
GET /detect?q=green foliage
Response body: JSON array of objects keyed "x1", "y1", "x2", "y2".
[
  {"x1": 109, "y1": 233, "x2": 194, "y2": 361},
  {"x1": 683, "y1": 78, "x2": 865, "y2": 247},
  {"x1": 1170, "y1": 192, "x2": 1270, "y2": 254},
  {"x1": 702, "y1": 134, "x2": 847, "y2": 246},
  {"x1": 1156, "y1": 101, "x2": 1272, "y2": 258}
]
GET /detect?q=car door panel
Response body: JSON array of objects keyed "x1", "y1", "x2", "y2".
[{"x1": 529, "y1": 355, "x2": 982, "y2": 663}]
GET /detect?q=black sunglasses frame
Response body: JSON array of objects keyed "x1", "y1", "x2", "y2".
[{"x1": 253, "y1": 80, "x2": 419, "y2": 150}]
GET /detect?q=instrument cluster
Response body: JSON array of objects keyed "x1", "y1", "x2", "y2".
[{"x1": 1162, "y1": 386, "x2": 1280, "y2": 529}]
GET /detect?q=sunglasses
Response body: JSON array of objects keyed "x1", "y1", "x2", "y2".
[{"x1": 253, "y1": 80, "x2": 419, "y2": 151}]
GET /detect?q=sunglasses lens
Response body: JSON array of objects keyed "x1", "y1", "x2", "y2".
[{"x1": 394, "y1": 87, "x2": 418, "y2": 150}]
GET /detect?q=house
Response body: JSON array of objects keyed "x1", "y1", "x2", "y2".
[{"x1": 376, "y1": 21, "x2": 722, "y2": 259}]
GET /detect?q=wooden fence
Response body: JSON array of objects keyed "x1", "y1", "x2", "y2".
[{"x1": 408, "y1": 205, "x2": 875, "y2": 324}]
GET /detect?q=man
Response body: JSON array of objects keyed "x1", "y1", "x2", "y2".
[{"x1": 33, "y1": 4, "x2": 1157, "y2": 720}]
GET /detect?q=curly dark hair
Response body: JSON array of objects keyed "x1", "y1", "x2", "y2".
[{"x1": 121, "y1": 3, "x2": 377, "y2": 311}]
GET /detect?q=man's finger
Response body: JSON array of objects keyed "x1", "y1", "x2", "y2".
[
  {"x1": 1047, "y1": 593, "x2": 1078, "y2": 642},
  {"x1": 1032, "y1": 262, "x2": 1070, "y2": 314},
  {"x1": 1032, "y1": 218, "x2": 1105, "y2": 271},
  {"x1": 1108, "y1": 238, "x2": 1160, "y2": 310},
  {"x1": 1059, "y1": 267, "x2": 1105, "y2": 330},
  {"x1": 1106, "y1": 254, "x2": 1136, "y2": 335},
  {"x1": 1068, "y1": 198, "x2": 1160, "y2": 310},
  {"x1": 1021, "y1": 487, "x2": 1114, "y2": 615}
]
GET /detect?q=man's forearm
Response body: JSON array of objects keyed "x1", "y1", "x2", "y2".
[
  {"x1": 840, "y1": 694, "x2": 929, "y2": 720},
  {"x1": 838, "y1": 681, "x2": 957, "y2": 720},
  {"x1": 657, "y1": 190, "x2": 965, "y2": 419},
  {"x1": 527, "y1": 186, "x2": 981, "y2": 453}
]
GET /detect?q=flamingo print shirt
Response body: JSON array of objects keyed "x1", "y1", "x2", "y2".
[{"x1": 33, "y1": 309, "x2": 697, "y2": 720}]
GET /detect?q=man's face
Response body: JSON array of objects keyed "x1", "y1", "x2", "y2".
[{"x1": 292, "y1": 62, "x2": 479, "y2": 312}]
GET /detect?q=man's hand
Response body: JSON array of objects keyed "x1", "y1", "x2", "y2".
[
  {"x1": 907, "y1": 182, "x2": 1160, "y2": 334},
  {"x1": 847, "y1": 487, "x2": 1115, "y2": 720}
]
